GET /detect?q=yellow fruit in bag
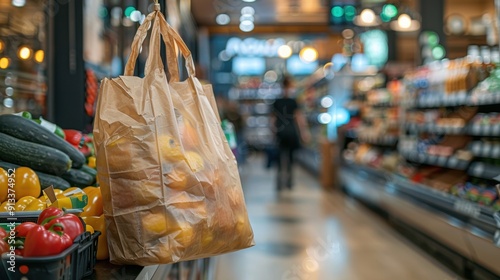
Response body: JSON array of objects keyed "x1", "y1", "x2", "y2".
[
  {"x1": 185, "y1": 151, "x2": 204, "y2": 172},
  {"x1": 167, "y1": 168, "x2": 188, "y2": 189},
  {"x1": 182, "y1": 121, "x2": 200, "y2": 148},
  {"x1": 175, "y1": 221, "x2": 195, "y2": 247},
  {"x1": 159, "y1": 135, "x2": 183, "y2": 161},
  {"x1": 143, "y1": 212, "x2": 168, "y2": 235}
]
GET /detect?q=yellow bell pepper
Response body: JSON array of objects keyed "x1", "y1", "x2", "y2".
[
  {"x1": 80, "y1": 187, "x2": 102, "y2": 217},
  {"x1": 14, "y1": 167, "x2": 41, "y2": 200},
  {"x1": 15, "y1": 196, "x2": 45, "y2": 211},
  {"x1": 81, "y1": 215, "x2": 108, "y2": 260},
  {"x1": 85, "y1": 224, "x2": 95, "y2": 234},
  {"x1": 0, "y1": 201, "x2": 12, "y2": 212},
  {"x1": 87, "y1": 156, "x2": 96, "y2": 169},
  {"x1": 0, "y1": 168, "x2": 8, "y2": 203}
]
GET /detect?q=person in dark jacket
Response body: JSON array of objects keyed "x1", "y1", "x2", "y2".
[{"x1": 271, "y1": 76, "x2": 310, "y2": 191}]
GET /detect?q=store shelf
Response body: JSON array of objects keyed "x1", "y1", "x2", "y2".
[
  {"x1": 410, "y1": 92, "x2": 468, "y2": 108},
  {"x1": 469, "y1": 94, "x2": 500, "y2": 106},
  {"x1": 468, "y1": 162, "x2": 500, "y2": 181},
  {"x1": 400, "y1": 149, "x2": 471, "y2": 170},
  {"x1": 407, "y1": 92, "x2": 500, "y2": 109},
  {"x1": 405, "y1": 122, "x2": 500, "y2": 137},
  {"x1": 405, "y1": 123, "x2": 466, "y2": 135},
  {"x1": 357, "y1": 135, "x2": 399, "y2": 146},
  {"x1": 367, "y1": 101, "x2": 400, "y2": 108},
  {"x1": 468, "y1": 124, "x2": 500, "y2": 136},
  {"x1": 341, "y1": 162, "x2": 500, "y2": 277},
  {"x1": 470, "y1": 141, "x2": 500, "y2": 159}
]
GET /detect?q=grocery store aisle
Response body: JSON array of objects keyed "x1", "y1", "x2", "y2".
[{"x1": 213, "y1": 154, "x2": 459, "y2": 280}]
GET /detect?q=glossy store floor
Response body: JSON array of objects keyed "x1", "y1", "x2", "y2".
[{"x1": 213, "y1": 155, "x2": 460, "y2": 280}]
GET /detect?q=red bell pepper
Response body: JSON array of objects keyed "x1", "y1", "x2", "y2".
[
  {"x1": 37, "y1": 206, "x2": 64, "y2": 225},
  {"x1": 23, "y1": 224, "x2": 72, "y2": 257},
  {"x1": 64, "y1": 129, "x2": 83, "y2": 146},
  {"x1": 0, "y1": 227, "x2": 7, "y2": 239},
  {"x1": 15, "y1": 222, "x2": 38, "y2": 238},
  {"x1": 43, "y1": 213, "x2": 84, "y2": 241},
  {"x1": 0, "y1": 239, "x2": 9, "y2": 255}
]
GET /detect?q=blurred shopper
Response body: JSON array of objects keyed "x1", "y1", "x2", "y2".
[
  {"x1": 224, "y1": 101, "x2": 246, "y2": 163},
  {"x1": 271, "y1": 76, "x2": 310, "y2": 191}
]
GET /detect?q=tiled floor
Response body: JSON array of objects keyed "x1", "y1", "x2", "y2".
[{"x1": 213, "y1": 154, "x2": 460, "y2": 280}]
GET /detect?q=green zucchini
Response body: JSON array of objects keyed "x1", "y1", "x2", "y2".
[
  {"x1": 0, "y1": 114, "x2": 85, "y2": 168},
  {"x1": 0, "y1": 132, "x2": 71, "y2": 176},
  {"x1": 79, "y1": 164, "x2": 97, "y2": 178},
  {"x1": 0, "y1": 161, "x2": 71, "y2": 191},
  {"x1": 61, "y1": 168, "x2": 96, "y2": 188},
  {"x1": 0, "y1": 161, "x2": 17, "y2": 171}
]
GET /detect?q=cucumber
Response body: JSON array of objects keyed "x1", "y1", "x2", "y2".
[
  {"x1": 0, "y1": 132, "x2": 71, "y2": 176},
  {"x1": 0, "y1": 114, "x2": 85, "y2": 168},
  {"x1": 61, "y1": 168, "x2": 95, "y2": 188},
  {"x1": 0, "y1": 161, "x2": 17, "y2": 170},
  {"x1": 79, "y1": 164, "x2": 97, "y2": 178},
  {"x1": 0, "y1": 161, "x2": 71, "y2": 191},
  {"x1": 37, "y1": 172, "x2": 71, "y2": 191}
]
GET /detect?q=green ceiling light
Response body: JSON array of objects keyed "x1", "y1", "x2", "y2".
[
  {"x1": 331, "y1": 6, "x2": 344, "y2": 18},
  {"x1": 344, "y1": 5, "x2": 356, "y2": 22},
  {"x1": 382, "y1": 4, "x2": 398, "y2": 18},
  {"x1": 432, "y1": 45, "x2": 446, "y2": 60},
  {"x1": 427, "y1": 32, "x2": 440, "y2": 46},
  {"x1": 124, "y1": 6, "x2": 135, "y2": 18}
]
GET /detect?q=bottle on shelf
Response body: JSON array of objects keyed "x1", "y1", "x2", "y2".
[{"x1": 466, "y1": 45, "x2": 480, "y2": 92}]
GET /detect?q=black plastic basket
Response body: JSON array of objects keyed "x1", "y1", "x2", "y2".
[{"x1": 1, "y1": 230, "x2": 100, "y2": 280}]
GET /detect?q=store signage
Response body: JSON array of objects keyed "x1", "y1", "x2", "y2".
[{"x1": 225, "y1": 37, "x2": 286, "y2": 58}]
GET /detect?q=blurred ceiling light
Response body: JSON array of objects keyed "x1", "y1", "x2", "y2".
[
  {"x1": 124, "y1": 6, "x2": 135, "y2": 17},
  {"x1": 318, "y1": 113, "x2": 332, "y2": 124},
  {"x1": 216, "y1": 14, "x2": 230, "y2": 25},
  {"x1": 398, "y1": 14, "x2": 411, "y2": 28},
  {"x1": 241, "y1": 6, "x2": 255, "y2": 15},
  {"x1": 3, "y1": 98, "x2": 13, "y2": 108},
  {"x1": 0, "y1": 57, "x2": 10, "y2": 69},
  {"x1": 354, "y1": 8, "x2": 380, "y2": 27},
  {"x1": 264, "y1": 70, "x2": 278, "y2": 83},
  {"x1": 12, "y1": 0, "x2": 26, "y2": 7},
  {"x1": 240, "y1": 14, "x2": 254, "y2": 22},
  {"x1": 218, "y1": 50, "x2": 231, "y2": 61},
  {"x1": 0, "y1": 40, "x2": 4, "y2": 53},
  {"x1": 18, "y1": 46, "x2": 32, "y2": 60},
  {"x1": 278, "y1": 45, "x2": 292, "y2": 58},
  {"x1": 242, "y1": 0, "x2": 256, "y2": 2},
  {"x1": 320, "y1": 96, "x2": 334, "y2": 108},
  {"x1": 239, "y1": 20, "x2": 254, "y2": 32},
  {"x1": 299, "y1": 47, "x2": 318, "y2": 63},
  {"x1": 34, "y1": 50, "x2": 44, "y2": 63},
  {"x1": 342, "y1": 29, "x2": 354, "y2": 39},
  {"x1": 390, "y1": 13, "x2": 421, "y2": 32},
  {"x1": 130, "y1": 10, "x2": 142, "y2": 22},
  {"x1": 381, "y1": 4, "x2": 398, "y2": 22},
  {"x1": 361, "y1": 9, "x2": 375, "y2": 23}
]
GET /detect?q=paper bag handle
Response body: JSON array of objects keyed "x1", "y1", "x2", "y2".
[{"x1": 124, "y1": 10, "x2": 195, "y2": 79}]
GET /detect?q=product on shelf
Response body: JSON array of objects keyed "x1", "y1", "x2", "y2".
[{"x1": 343, "y1": 143, "x2": 400, "y2": 172}]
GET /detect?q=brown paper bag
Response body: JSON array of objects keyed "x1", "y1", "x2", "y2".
[{"x1": 93, "y1": 8, "x2": 254, "y2": 265}]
